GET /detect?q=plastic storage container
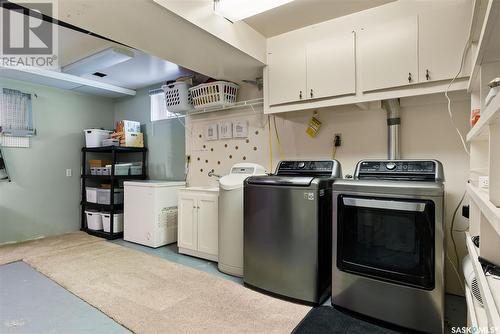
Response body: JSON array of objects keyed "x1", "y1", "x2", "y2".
[
  {"x1": 189, "y1": 81, "x2": 239, "y2": 110},
  {"x1": 86, "y1": 187, "x2": 98, "y2": 203},
  {"x1": 90, "y1": 167, "x2": 98, "y2": 175},
  {"x1": 101, "y1": 212, "x2": 124, "y2": 233},
  {"x1": 97, "y1": 188, "x2": 124, "y2": 205},
  {"x1": 162, "y1": 81, "x2": 193, "y2": 113},
  {"x1": 85, "y1": 210, "x2": 102, "y2": 230},
  {"x1": 107, "y1": 163, "x2": 132, "y2": 176},
  {"x1": 102, "y1": 138, "x2": 119, "y2": 147},
  {"x1": 101, "y1": 166, "x2": 111, "y2": 176},
  {"x1": 84, "y1": 129, "x2": 111, "y2": 148},
  {"x1": 130, "y1": 166, "x2": 142, "y2": 175}
]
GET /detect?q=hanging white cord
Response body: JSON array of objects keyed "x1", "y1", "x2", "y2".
[{"x1": 444, "y1": 37, "x2": 472, "y2": 156}]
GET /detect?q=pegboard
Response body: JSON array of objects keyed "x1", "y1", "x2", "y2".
[{"x1": 186, "y1": 108, "x2": 270, "y2": 186}]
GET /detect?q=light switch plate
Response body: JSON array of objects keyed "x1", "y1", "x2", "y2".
[{"x1": 66, "y1": 169, "x2": 72, "y2": 177}]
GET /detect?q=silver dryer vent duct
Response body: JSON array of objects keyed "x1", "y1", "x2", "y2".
[{"x1": 382, "y1": 99, "x2": 401, "y2": 160}]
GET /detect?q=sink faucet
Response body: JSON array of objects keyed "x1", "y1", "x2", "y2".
[{"x1": 208, "y1": 171, "x2": 221, "y2": 179}]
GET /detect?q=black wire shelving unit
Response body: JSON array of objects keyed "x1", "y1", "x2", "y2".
[{"x1": 81, "y1": 146, "x2": 147, "y2": 240}]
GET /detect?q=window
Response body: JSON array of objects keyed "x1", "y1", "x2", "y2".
[
  {"x1": 0, "y1": 88, "x2": 33, "y2": 134},
  {"x1": 149, "y1": 88, "x2": 182, "y2": 122}
]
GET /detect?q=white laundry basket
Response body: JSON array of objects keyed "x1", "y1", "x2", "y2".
[
  {"x1": 189, "y1": 81, "x2": 239, "y2": 110},
  {"x1": 162, "y1": 82, "x2": 193, "y2": 114}
]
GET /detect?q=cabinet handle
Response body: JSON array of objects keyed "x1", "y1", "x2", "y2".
[
  {"x1": 425, "y1": 69, "x2": 430, "y2": 81},
  {"x1": 310, "y1": 89, "x2": 314, "y2": 98},
  {"x1": 299, "y1": 91, "x2": 303, "y2": 99},
  {"x1": 408, "y1": 72, "x2": 412, "y2": 83},
  {"x1": 197, "y1": 206, "x2": 200, "y2": 209}
]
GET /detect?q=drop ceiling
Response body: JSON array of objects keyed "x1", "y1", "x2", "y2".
[{"x1": 244, "y1": 0, "x2": 396, "y2": 37}]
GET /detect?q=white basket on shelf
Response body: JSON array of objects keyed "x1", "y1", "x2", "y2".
[
  {"x1": 162, "y1": 81, "x2": 193, "y2": 113},
  {"x1": 189, "y1": 81, "x2": 239, "y2": 110}
]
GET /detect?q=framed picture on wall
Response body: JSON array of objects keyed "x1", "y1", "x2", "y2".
[
  {"x1": 205, "y1": 123, "x2": 219, "y2": 141},
  {"x1": 219, "y1": 121, "x2": 233, "y2": 139},
  {"x1": 233, "y1": 120, "x2": 249, "y2": 138}
]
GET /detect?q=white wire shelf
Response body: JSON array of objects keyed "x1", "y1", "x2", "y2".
[{"x1": 186, "y1": 98, "x2": 264, "y2": 115}]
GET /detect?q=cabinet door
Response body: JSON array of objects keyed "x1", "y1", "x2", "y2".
[
  {"x1": 177, "y1": 193, "x2": 197, "y2": 250},
  {"x1": 197, "y1": 193, "x2": 219, "y2": 256},
  {"x1": 267, "y1": 35, "x2": 307, "y2": 105},
  {"x1": 418, "y1": 2, "x2": 471, "y2": 82},
  {"x1": 359, "y1": 15, "x2": 418, "y2": 92},
  {"x1": 306, "y1": 32, "x2": 356, "y2": 100}
]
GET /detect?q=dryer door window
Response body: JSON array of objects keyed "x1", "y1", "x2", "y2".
[{"x1": 336, "y1": 195, "x2": 435, "y2": 290}]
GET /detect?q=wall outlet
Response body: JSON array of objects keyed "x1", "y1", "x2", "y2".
[
  {"x1": 66, "y1": 169, "x2": 72, "y2": 177},
  {"x1": 334, "y1": 133, "x2": 342, "y2": 147},
  {"x1": 478, "y1": 176, "x2": 489, "y2": 189}
]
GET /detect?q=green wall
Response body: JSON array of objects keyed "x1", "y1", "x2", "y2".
[
  {"x1": 0, "y1": 78, "x2": 115, "y2": 244},
  {"x1": 114, "y1": 85, "x2": 186, "y2": 181}
]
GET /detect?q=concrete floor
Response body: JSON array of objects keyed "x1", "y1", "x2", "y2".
[
  {"x1": 0, "y1": 261, "x2": 130, "y2": 334},
  {"x1": 0, "y1": 239, "x2": 466, "y2": 333}
]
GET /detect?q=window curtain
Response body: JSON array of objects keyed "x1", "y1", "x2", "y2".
[
  {"x1": 0, "y1": 147, "x2": 9, "y2": 182},
  {"x1": 0, "y1": 88, "x2": 33, "y2": 133}
]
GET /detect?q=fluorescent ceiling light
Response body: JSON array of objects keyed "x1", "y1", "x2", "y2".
[
  {"x1": 214, "y1": 0, "x2": 294, "y2": 22},
  {"x1": 62, "y1": 47, "x2": 134, "y2": 76}
]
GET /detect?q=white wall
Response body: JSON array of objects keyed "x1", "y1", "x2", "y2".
[
  {"x1": 186, "y1": 91, "x2": 470, "y2": 295},
  {"x1": 0, "y1": 78, "x2": 114, "y2": 244},
  {"x1": 114, "y1": 85, "x2": 186, "y2": 181}
]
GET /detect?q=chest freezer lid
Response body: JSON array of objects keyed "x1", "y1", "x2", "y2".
[{"x1": 123, "y1": 180, "x2": 186, "y2": 188}]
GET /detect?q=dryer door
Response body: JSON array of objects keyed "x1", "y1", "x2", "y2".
[{"x1": 336, "y1": 195, "x2": 435, "y2": 290}]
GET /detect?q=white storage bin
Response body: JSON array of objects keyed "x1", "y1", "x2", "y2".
[
  {"x1": 162, "y1": 82, "x2": 193, "y2": 114},
  {"x1": 84, "y1": 129, "x2": 111, "y2": 148},
  {"x1": 189, "y1": 81, "x2": 239, "y2": 110},
  {"x1": 102, "y1": 138, "x2": 119, "y2": 147},
  {"x1": 102, "y1": 212, "x2": 124, "y2": 233},
  {"x1": 97, "y1": 188, "x2": 124, "y2": 205},
  {"x1": 85, "y1": 210, "x2": 103, "y2": 230},
  {"x1": 90, "y1": 167, "x2": 98, "y2": 175},
  {"x1": 101, "y1": 166, "x2": 111, "y2": 176},
  {"x1": 86, "y1": 187, "x2": 98, "y2": 203}
]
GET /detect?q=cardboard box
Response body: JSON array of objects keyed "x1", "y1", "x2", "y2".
[
  {"x1": 123, "y1": 132, "x2": 144, "y2": 148},
  {"x1": 119, "y1": 120, "x2": 141, "y2": 133},
  {"x1": 89, "y1": 159, "x2": 111, "y2": 168}
]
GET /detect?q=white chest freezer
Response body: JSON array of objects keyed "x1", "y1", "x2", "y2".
[{"x1": 124, "y1": 180, "x2": 186, "y2": 248}]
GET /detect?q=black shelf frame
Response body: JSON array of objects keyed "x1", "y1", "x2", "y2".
[{"x1": 81, "y1": 146, "x2": 147, "y2": 240}]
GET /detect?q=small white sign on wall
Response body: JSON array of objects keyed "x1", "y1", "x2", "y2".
[
  {"x1": 219, "y1": 121, "x2": 233, "y2": 139},
  {"x1": 233, "y1": 120, "x2": 249, "y2": 138},
  {"x1": 205, "y1": 123, "x2": 219, "y2": 141}
]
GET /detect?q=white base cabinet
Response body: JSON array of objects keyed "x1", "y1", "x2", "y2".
[{"x1": 178, "y1": 188, "x2": 219, "y2": 262}]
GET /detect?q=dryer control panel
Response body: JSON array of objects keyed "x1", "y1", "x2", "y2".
[{"x1": 356, "y1": 160, "x2": 443, "y2": 181}]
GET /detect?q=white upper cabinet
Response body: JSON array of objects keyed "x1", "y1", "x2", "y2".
[
  {"x1": 267, "y1": 34, "x2": 307, "y2": 105},
  {"x1": 418, "y1": 2, "x2": 471, "y2": 83},
  {"x1": 359, "y1": 15, "x2": 418, "y2": 92},
  {"x1": 268, "y1": 30, "x2": 356, "y2": 105},
  {"x1": 306, "y1": 32, "x2": 356, "y2": 100}
]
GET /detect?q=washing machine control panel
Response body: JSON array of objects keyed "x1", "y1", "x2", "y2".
[
  {"x1": 357, "y1": 160, "x2": 439, "y2": 181},
  {"x1": 276, "y1": 160, "x2": 339, "y2": 177}
]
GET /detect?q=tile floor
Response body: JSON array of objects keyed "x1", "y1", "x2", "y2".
[{"x1": 0, "y1": 239, "x2": 466, "y2": 333}]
